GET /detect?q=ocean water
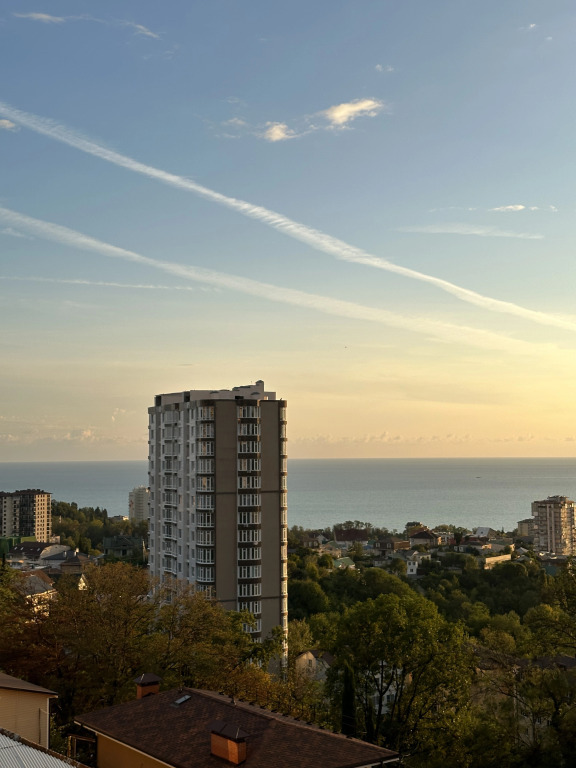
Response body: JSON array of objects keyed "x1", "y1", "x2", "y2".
[{"x1": 1, "y1": 458, "x2": 575, "y2": 533}]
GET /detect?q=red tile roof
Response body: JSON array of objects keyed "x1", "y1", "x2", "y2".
[{"x1": 76, "y1": 688, "x2": 398, "y2": 768}]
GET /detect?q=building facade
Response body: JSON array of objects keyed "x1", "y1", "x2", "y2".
[
  {"x1": 148, "y1": 381, "x2": 288, "y2": 641},
  {"x1": 532, "y1": 495, "x2": 576, "y2": 555},
  {"x1": 0, "y1": 490, "x2": 51, "y2": 540},
  {"x1": 128, "y1": 485, "x2": 149, "y2": 524}
]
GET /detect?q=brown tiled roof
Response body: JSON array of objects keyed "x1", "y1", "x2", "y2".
[
  {"x1": 334, "y1": 529, "x2": 370, "y2": 542},
  {"x1": 0, "y1": 672, "x2": 57, "y2": 696},
  {"x1": 76, "y1": 689, "x2": 398, "y2": 768}
]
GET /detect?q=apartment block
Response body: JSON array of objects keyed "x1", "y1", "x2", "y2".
[
  {"x1": 148, "y1": 380, "x2": 288, "y2": 641},
  {"x1": 531, "y1": 495, "x2": 576, "y2": 555},
  {"x1": 128, "y1": 485, "x2": 149, "y2": 524},
  {"x1": 0, "y1": 490, "x2": 51, "y2": 541}
]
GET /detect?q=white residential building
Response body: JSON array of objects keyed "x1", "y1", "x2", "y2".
[
  {"x1": 532, "y1": 495, "x2": 576, "y2": 555},
  {"x1": 128, "y1": 486, "x2": 149, "y2": 524},
  {"x1": 148, "y1": 380, "x2": 288, "y2": 641}
]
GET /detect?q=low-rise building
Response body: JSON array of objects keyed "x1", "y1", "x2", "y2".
[
  {"x1": 76, "y1": 686, "x2": 399, "y2": 768},
  {"x1": 0, "y1": 673, "x2": 57, "y2": 748}
]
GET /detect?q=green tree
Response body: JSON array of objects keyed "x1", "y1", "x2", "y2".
[{"x1": 328, "y1": 592, "x2": 473, "y2": 757}]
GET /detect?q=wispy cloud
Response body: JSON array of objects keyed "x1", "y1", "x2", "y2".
[
  {"x1": 375, "y1": 64, "x2": 395, "y2": 73},
  {"x1": 121, "y1": 21, "x2": 159, "y2": 39},
  {"x1": 520, "y1": 23, "x2": 538, "y2": 32},
  {"x1": 0, "y1": 226, "x2": 32, "y2": 239},
  {"x1": 489, "y1": 204, "x2": 526, "y2": 212},
  {"x1": 0, "y1": 275, "x2": 218, "y2": 292},
  {"x1": 0, "y1": 119, "x2": 17, "y2": 131},
  {"x1": 14, "y1": 12, "x2": 65, "y2": 23},
  {"x1": 0, "y1": 206, "x2": 554, "y2": 355},
  {"x1": 223, "y1": 97, "x2": 388, "y2": 141},
  {"x1": 1, "y1": 99, "x2": 574, "y2": 334},
  {"x1": 13, "y1": 12, "x2": 160, "y2": 39},
  {"x1": 399, "y1": 223, "x2": 543, "y2": 240}
]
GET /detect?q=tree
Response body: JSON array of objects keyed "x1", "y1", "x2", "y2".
[{"x1": 327, "y1": 592, "x2": 473, "y2": 756}]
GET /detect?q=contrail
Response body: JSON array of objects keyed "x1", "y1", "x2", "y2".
[
  {"x1": 0, "y1": 99, "x2": 572, "y2": 333},
  {"x1": 0, "y1": 206, "x2": 550, "y2": 355}
]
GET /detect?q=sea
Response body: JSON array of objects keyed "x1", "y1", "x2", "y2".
[{"x1": 1, "y1": 458, "x2": 576, "y2": 533}]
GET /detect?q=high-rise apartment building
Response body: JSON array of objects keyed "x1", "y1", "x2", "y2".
[
  {"x1": 129, "y1": 485, "x2": 149, "y2": 524},
  {"x1": 148, "y1": 381, "x2": 288, "y2": 641},
  {"x1": 531, "y1": 495, "x2": 576, "y2": 555},
  {"x1": 0, "y1": 489, "x2": 52, "y2": 540}
]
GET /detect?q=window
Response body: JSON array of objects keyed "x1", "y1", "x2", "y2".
[
  {"x1": 238, "y1": 476, "x2": 261, "y2": 489},
  {"x1": 197, "y1": 549, "x2": 214, "y2": 564},
  {"x1": 197, "y1": 458, "x2": 214, "y2": 473},
  {"x1": 238, "y1": 510, "x2": 261, "y2": 525},
  {"x1": 238, "y1": 565, "x2": 261, "y2": 579},
  {"x1": 238, "y1": 493, "x2": 261, "y2": 507},
  {"x1": 238, "y1": 547, "x2": 261, "y2": 561},
  {"x1": 197, "y1": 441, "x2": 214, "y2": 456},
  {"x1": 238, "y1": 529, "x2": 261, "y2": 543},
  {"x1": 238, "y1": 458, "x2": 261, "y2": 472},
  {"x1": 238, "y1": 582, "x2": 262, "y2": 597},
  {"x1": 197, "y1": 512, "x2": 214, "y2": 527},
  {"x1": 238, "y1": 441, "x2": 259, "y2": 454},
  {"x1": 237, "y1": 405, "x2": 260, "y2": 418},
  {"x1": 239, "y1": 601, "x2": 261, "y2": 615},
  {"x1": 238, "y1": 423, "x2": 260, "y2": 436}
]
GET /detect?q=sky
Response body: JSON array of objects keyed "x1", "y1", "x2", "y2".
[{"x1": 1, "y1": 0, "x2": 576, "y2": 461}]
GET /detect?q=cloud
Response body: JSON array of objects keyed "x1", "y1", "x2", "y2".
[
  {"x1": 262, "y1": 122, "x2": 297, "y2": 142},
  {"x1": 0, "y1": 275, "x2": 219, "y2": 292},
  {"x1": 0, "y1": 227, "x2": 32, "y2": 239},
  {"x1": 398, "y1": 223, "x2": 543, "y2": 240},
  {"x1": 13, "y1": 12, "x2": 160, "y2": 39},
  {"x1": 0, "y1": 119, "x2": 17, "y2": 131},
  {"x1": 222, "y1": 117, "x2": 247, "y2": 127},
  {"x1": 2, "y1": 99, "x2": 574, "y2": 335},
  {"x1": 111, "y1": 408, "x2": 127, "y2": 423},
  {"x1": 14, "y1": 12, "x2": 64, "y2": 23},
  {"x1": 489, "y1": 204, "x2": 526, "y2": 212},
  {"x1": 322, "y1": 98, "x2": 386, "y2": 127},
  {"x1": 121, "y1": 21, "x2": 159, "y2": 39},
  {"x1": 375, "y1": 64, "x2": 395, "y2": 73},
  {"x1": 520, "y1": 23, "x2": 538, "y2": 31},
  {"x1": 0, "y1": 206, "x2": 556, "y2": 355}
]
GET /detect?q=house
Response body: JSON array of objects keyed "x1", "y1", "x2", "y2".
[
  {"x1": 333, "y1": 528, "x2": 370, "y2": 548},
  {"x1": 408, "y1": 529, "x2": 440, "y2": 549},
  {"x1": 301, "y1": 534, "x2": 327, "y2": 549},
  {"x1": 374, "y1": 538, "x2": 410, "y2": 557},
  {"x1": 405, "y1": 551, "x2": 431, "y2": 577},
  {"x1": 0, "y1": 672, "x2": 58, "y2": 748},
  {"x1": 76, "y1": 685, "x2": 399, "y2": 768},
  {"x1": 0, "y1": 728, "x2": 90, "y2": 768},
  {"x1": 7, "y1": 542, "x2": 68, "y2": 569},
  {"x1": 333, "y1": 556, "x2": 356, "y2": 570},
  {"x1": 16, "y1": 570, "x2": 57, "y2": 613},
  {"x1": 102, "y1": 534, "x2": 146, "y2": 560},
  {"x1": 294, "y1": 650, "x2": 334, "y2": 682}
]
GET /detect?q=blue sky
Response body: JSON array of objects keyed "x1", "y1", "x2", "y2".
[{"x1": 1, "y1": 0, "x2": 576, "y2": 460}]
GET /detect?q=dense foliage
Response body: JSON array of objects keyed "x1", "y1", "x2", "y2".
[
  {"x1": 4, "y1": 511, "x2": 576, "y2": 767},
  {"x1": 51, "y1": 500, "x2": 148, "y2": 559}
]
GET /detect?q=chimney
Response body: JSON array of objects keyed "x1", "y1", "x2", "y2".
[
  {"x1": 134, "y1": 673, "x2": 162, "y2": 699},
  {"x1": 209, "y1": 721, "x2": 248, "y2": 765}
]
